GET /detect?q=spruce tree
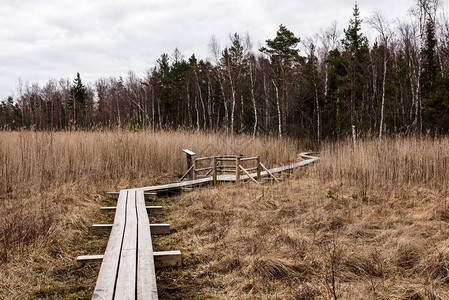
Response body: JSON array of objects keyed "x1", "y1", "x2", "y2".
[
  {"x1": 421, "y1": 19, "x2": 441, "y2": 131},
  {"x1": 341, "y1": 4, "x2": 370, "y2": 132},
  {"x1": 69, "y1": 72, "x2": 87, "y2": 125}
]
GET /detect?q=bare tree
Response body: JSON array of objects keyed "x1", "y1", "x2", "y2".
[
  {"x1": 244, "y1": 33, "x2": 258, "y2": 138},
  {"x1": 368, "y1": 10, "x2": 394, "y2": 138},
  {"x1": 319, "y1": 21, "x2": 340, "y2": 98}
]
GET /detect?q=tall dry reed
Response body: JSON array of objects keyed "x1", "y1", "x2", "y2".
[
  {"x1": 0, "y1": 129, "x2": 302, "y2": 260},
  {"x1": 154, "y1": 137, "x2": 449, "y2": 299},
  {"x1": 317, "y1": 137, "x2": 449, "y2": 198}
]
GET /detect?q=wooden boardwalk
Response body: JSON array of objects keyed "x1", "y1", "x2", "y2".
[
  {"x1": 78, "y1": 152, "x2": 319, "y2": 299},
  {"x1": 135, "y1": 152, "x2": 319, "y2": 192},
  {"x1": 92, "y1": 189, "x2": 158, "y2": 299}
]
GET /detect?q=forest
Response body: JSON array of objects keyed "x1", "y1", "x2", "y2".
[{"x1": 1, "y1": 2, "x2": 448, "y2": 138}]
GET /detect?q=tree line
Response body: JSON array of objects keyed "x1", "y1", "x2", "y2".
[{"x1": 1, "y1": 1, "x2": 448, "y2": 138}]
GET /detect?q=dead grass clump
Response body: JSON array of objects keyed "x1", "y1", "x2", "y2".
[
  {"x1": 0, "y1": 199, "x2": 55, "y2": 261},
  {"x1": 246, "y1": 258, "x2": 294, "y2": 280},
  {"x1": 273, "y1": 232, "x2": 308, "y2": 255},
  {"x1": 344, "y1": 249, "x2": 386, "y2": 278},
  {"x1": 395, "y1": 239, "x2": 423, "y2": 269},
  {"x1": 290, "y1": 283, "x2": 319, "y2": 300},
  {"x1": 417, "y1": 246, "x2": 449, "y2": 281}
]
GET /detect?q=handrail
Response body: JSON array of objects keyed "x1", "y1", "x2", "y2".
[{"x1": 240, "y1": 156, "x2": 258, "y2": 161}]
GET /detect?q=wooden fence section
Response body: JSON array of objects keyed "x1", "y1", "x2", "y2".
[
  {"x1": 134, "y1": 152, "x2": 319, "y2": 193},
  {"x1": 77, "y1": 151, "x2": 319, "y2": 299}
]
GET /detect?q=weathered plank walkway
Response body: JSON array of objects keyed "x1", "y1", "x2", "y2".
[
  {"x1": 134, "y1": 152, "x2": 319, "y2": 192},
  {"x1": 78, "y1": 152, "x2": 318, "y2": 299},
  {"x1": 91, "y1": 189, "x2": 158, "y2": 299}
]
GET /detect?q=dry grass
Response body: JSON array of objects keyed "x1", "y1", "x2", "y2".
[
  {"x1": 155, "y1": 137, "x2": 449, "y2": 299},
  {"x1": 1, "y1": 132, "x2": 448, "y2": 299},
  {"x1": 0, "y1": 129, "x2": 302, "y2": 299}
]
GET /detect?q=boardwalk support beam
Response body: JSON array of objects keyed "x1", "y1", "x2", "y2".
[
  {"x1": 91, "y1": 223, "x2": 170, "y2": 235},
  {"x1": 76, "y1": 250, "x2": 181, "y2": 268}
]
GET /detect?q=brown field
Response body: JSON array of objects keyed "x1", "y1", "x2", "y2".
[{"x1": 0, "y1": 131, "x2": 448, "y2": 299}]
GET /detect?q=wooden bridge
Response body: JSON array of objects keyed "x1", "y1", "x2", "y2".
[{"x1": 77, "y1": 152, "x2": 319, "y2": 299}]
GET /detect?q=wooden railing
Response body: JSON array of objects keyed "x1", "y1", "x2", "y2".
[{"x1": 185, "y1": 154, "x2": 263, "y2": 184}]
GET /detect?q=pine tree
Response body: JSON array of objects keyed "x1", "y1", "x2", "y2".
[{"x1": 260, "y1": 24, "x2": 302, "y2": 135}]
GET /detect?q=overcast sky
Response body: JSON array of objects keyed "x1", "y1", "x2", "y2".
[{"x1": 0, "y1": 0, "x2": 432, "y2": 99}]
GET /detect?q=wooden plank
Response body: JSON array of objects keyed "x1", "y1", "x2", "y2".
[
  {"x1": 136, "y1": 177, "x2": 213, "y2": 192},
  {"x1": 239, "y1": 165, "x2": 260, "y2": 185},
  {"x1": 182, "y1": 149, "x2": 196, "y2": 156},
  {"x1": 153, "y1": 251, "x2": 182, "y2": 268},
  {"x1": 195, "y1": 156, "x2": 215, "y2": 161},
  {"x1": 93, "y1": 189, "x2": 127, "y2": 300},
  {"x1": 100, "y1": 206, "x2": 163, "y2": 215},
  {"x1": 217, "y1": 157, "x2": 237, "y2": 161},
  {"x1": 99, "y1": 207, "x2": 117, "y2": 214},
  {"x1": 243, "y1": 167, "x2": 258, "y2": 172},
  {"x1": 91, "y1": 223, "x2": 169, "y2": 235},
  {"x1": 136, "y1": 190, "x2": 158, "y2": 299},
  {"x1": 149, "y1": 224, "x2": 170, "y2": 235},
  {"x1": 77, "y1": 251, "x2": 181, "y2": 269},
  {"x1": 240, "y1": 156, "x2": 258, "y2": 161},
  {"x1": 147, "y1": 206, "x2": 163, "y2": 214},
  {"x1": 259, "y1": 162, "x2": 279, "y2": 182},
  {"x1": 76, "y1": 255, "x2": 104, "y2": 267},
  {"x1": 106, "y1": 191, "x2": 158, "y2": 200},
  {"x1": 115, "y1": 189, "x2": 138, "y2": 298},
  {"x1": 179, "y1": 164, "x2": 194, "y2": 182},
  {"x1": 91, "y1": 224, "x2": 113, "y2": 234},
  {"x1": 195, "y1": 167, "x2": 213, "y2": 172}
]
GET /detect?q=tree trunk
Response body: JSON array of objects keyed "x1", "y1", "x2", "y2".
[
  {"x1": 228, "y1": 68, "x2": 236, "y2": 134},
  {"x1": 379, "y1": 51, "x2": 387, "y2": 138},
  {"x1": 272, "y1": 79, "x2": 282, "y2": 137},
  {"x1": 263, "y1": 75, "x2": 270, "y2": 130},
  {"x1": 249, "y1": 61, "x2": 257, "y2": 137},
  {"x1": 218, "y1": 75, "x2": 228, "y2": 133},
  {"x1": 281, "y1": 63, "x2": 287, "y2": 134}
]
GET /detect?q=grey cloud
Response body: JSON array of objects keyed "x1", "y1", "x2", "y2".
[{"x1": 0, "y1": 0, "x2": 423, "y2": 98}]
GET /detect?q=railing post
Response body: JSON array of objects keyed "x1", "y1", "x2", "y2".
[
  {"x1": 235, "y1": 156, "x2": 241, "y2": 184},
  {"x1": 213, "y1": 156, "x2": 217, "y2": 185},
  {"x1": 182, "y1": 149, "x2": 196, "y2": 181},
  {"x1": 193, "y1": 158, "x2": 198, "y2": 180},
  {"x1": 256, "y1": 155, "x2": 261, "y2": 181}
]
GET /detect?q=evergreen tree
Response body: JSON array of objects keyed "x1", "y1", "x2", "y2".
[
  {"x1": 299, "y1": 43, "x2": 322, "y2": 139},
  {"x1": 323, "y1": 49, "x2": 349, "y2": 137},
  {"x1": 69, "y1": 72, "x2": 87, "y2": 126},
  {"x1": 342, "y1": 4, "x2": 370, "y2": 131},
  {"x1": 260, "y1": 24, "x2": 302, "y2": 135},
  {"x1": 156, "y1": 53, "x2": 172, "y2": 125},
  {"x1": 421, "y1": 19, "x2": 440, "y2": 131},
  {"x1": 423, "y1": 70, "x2": 449, "y2": 132},
  {"x1": 221, "y1": 33, "x2": 248, "y2": 132}
]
